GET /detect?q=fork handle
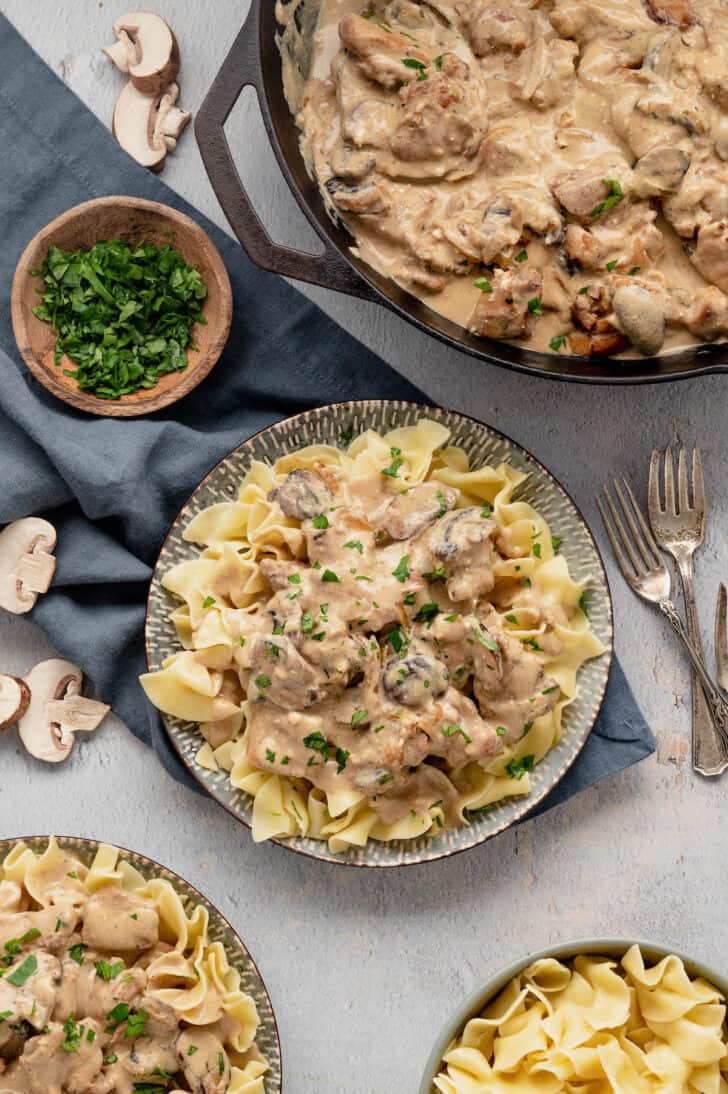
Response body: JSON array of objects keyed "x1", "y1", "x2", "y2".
[
  {"x1": 659, "y1": 599, "x2": 728, "y2": 762},
  {"x1": 673, "y1": 554, "x2": 728, "y2": 776}
]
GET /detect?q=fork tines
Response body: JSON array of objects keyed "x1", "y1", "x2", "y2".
[
  {"x1": 597, "y1": 478, "x2": 664, "y2": 584},
  {"x1": 648, "y1": 446, "x2": 705, "y2": 517}
]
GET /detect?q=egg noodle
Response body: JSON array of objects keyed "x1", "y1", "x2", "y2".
[
  {"x1": 141, "y1": 419, "x2": 603, "y2": 853},
  {"x1": 0, "y1": 838, "x2": 267, "y2": 1093},
  {"x1": 433, "y1": 945, "x2": 728, "y2": 1093}
]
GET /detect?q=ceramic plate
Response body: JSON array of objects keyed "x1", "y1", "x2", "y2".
[
  {"x1": 0, "y1": 835, "x2": 282, "y2": 1091},
  {"x1": 145, "y1": 400, "x2": 613, "y2": 867},
  {"x1": 418, "y1": 937, "x2": 728, "y2": 1093}
]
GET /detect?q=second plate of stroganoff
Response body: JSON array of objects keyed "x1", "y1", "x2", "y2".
[{"x1": 143, "y1": 402, "x2": 612, "y2": 867}]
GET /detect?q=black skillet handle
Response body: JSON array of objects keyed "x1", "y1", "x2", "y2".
[{"x1": 195, "y1": 0, "x2": 376, "y2": 300}]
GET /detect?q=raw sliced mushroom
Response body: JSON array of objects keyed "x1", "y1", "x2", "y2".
[
  {"x1": 0, "y1": 518, "x2": 56, "y2": 615},
  {"x1": 112, "y1": 81, "x2": 190, "y2": 172},
  {"x1": 0, "y1": 675, "x2": 31, "y2": 730},
  {"x1": 17, "y1": 660, "x2": 109, "y2": 764},
  {"x1": 103, "y1": 11, "x2": 180, "y2": 94}
]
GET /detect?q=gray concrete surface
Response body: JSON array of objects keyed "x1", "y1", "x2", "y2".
[{"x1": 1, "y1": 3, "x2": 727, "y2": 1091}]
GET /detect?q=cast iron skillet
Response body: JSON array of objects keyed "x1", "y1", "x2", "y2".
[{"x1": 195, "y1": 0, "x2": 728, "y2": 385}]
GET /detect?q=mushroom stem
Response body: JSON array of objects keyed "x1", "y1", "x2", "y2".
[{"x1": 0, "y1": 518, "x2": 57, "y2": 615}]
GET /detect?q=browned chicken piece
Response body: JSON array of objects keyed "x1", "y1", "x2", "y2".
[
  {"x1": 510, "y1": 39, "x2": 578, "y2": 109},
  {"x1": 81, "y1": 887, "x2": 159, "y2": 954},
  {"x1": 550, "y1": 0, "x2": 653, "y2": 42},
  {"x1": 680, "y1": 285, "x2": 728, "y2": 339},
  {"x1": 571, "y1": 283, "x2": 630, "y2": 355},
  {"x1": 468, "y1": 268, "x2": 543, "y2": 340},
  {"x1": 248, "y1": 634, "x2": 326, "y2": 711},
  {"x1": 564, "y1": 224, "x2": 605, "y2": 270},
  {"x1": 692, "y1": 221, "x2": 728, "y2": 294},
  {"x1": 339, "y1": 13, "x2": 429, "y2": 90},
  {"x1": 390, "y1": 55, "x2": 483, "y2": 163},
  {"x1": 394, "y1": 262, "x2": 447, "y2": 292},
  {"x1": 644, "y1": 0, "x2": 697, "y2": 26},
  {"x1": 376, "y1": 482, "x2": 457, "y2": 540},
  {"x1": 662, "y1": 161, "x2": 728, "y2": 237},
  {"x1": 552, "y1": 166, "x2": 630, "y2": 222},
  {"x1": 3, "y1": 1019, "x2": 104, "y2": 1094},
  {"x1": 53, "y1": 956, "x2": 145, "y2": 1023},
  {"x1": 457, "y1": 0, "x2": 531, "y2": 55}
]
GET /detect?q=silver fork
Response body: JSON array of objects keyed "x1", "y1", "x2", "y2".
[
  {"x1": 597, "y1": 479, "x2": 728, "y2": 759},
  {"x1": 716, "y1": 584, "x2": 728, "y2": 693},
  {"x1": 648, "y1": 447, "x2": 728, "y2": 776}
]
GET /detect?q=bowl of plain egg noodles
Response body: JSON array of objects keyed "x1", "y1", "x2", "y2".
[{"x1": 419, "y1": 937, "x2": 728, "y2": 1094}]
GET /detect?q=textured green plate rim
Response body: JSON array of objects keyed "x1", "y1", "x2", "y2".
[
  {"x1": 0, "y1": 835, "x2": 282, "y2": 1092},
  {"x1": 418, "y1": 936, "x2": 728, "y2": 1093},
  {"x1": 145, "y1": 400, "x2": 613, "y2": 868}
]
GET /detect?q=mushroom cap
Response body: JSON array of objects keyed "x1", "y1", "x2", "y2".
[
  {"x1": 112, "y1": 81, "x2": 188, "y2": 173},
  {"x1": 111, "y1": 12, "x2": 180, "y2": 94},
  {"x1": 0, "y1": 517, "x2": 57, "y2": 615},
  {"x1": 18, "y1": 659, "x2": 84, "y2": 764},
  {"x1": 0, "y1": 675, "x2": 31, "y2": 730},
  {"x1": 612, "y1": 283, "x2": 667, "y2": 356}
]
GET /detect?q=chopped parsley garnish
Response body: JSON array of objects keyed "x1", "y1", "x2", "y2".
[
  {"x1": 373, "y1": 724, "x2": 385, "y2": 733},
  {"x1": 436, "y1": 489, "x2": 447, "y2": 517},
  {"x1": 30, "y1": 240, "x2": 208, "y2": 400},
  {"x1": 95, "y1": 960, "x2": 124, "y2": 981},
  {"x1": 552, "y1": 536, "x2": 561, "y2": 551},
  {"x1": 202, "y1": 595, "x2": 215, "y2": 609},
  {"x1": 54, "y1": 919, "x2": 62, "y2": 932},
  {"x1": 515, "y1": 249, "x2": 528, "y2": 262},
  {"x1": 521, "y1": 721, "x2": 534, "y2": 737},
  {"x1": 468, "y1": 804, "x2": 494, "y2": 815},
  {"x1": 312, "y1": 515, "x2": 329, "y2": 529},
  {"x1": 377, "y1": 773, "x2": 394, "y2": 785},
  {"x1": 272, "y1": 624, "x2": 285, "y2": 635},
  {"x1": 481, "y1": 503, "x2": 492, "y2": 518},
  {"x1": 505, "y1": 755, "x2": 536, "y2": 780},
  {"x1": 336, "y1": 748, "x2": 350, "y2": 774},
  {"x1": 68, "y1": 943, "x2": 87, "y2": 965},
  {"x1": 124, "y1": 1008, "x2": 148, "y2": 1039},
  {"x1": 392, "y1": 555, "x2": 410, "y2": 583},
  {"x1": 0, "y1": 1011, "x2": 12, "y2": 1022},
  {"x1": 132, "y1": 1085, "x2": 167, "y2": 1094},
  {"x1": 382, "y1": 449, "x2": 405, "y2": 478},
  {"x1": 522, "y1": 638, "x2": 543, "y2": 652},
  {"x1": 403, "y1": 590, "x2": 417, "y2": 606},
  {"x1": 4, "y1": 928, "x2": 41, "y2": 957},
  {"x1": 255, "y1": 674, "x2": 271, "y2": 690},
  {"x1": 87, "y1": 1028, "x2": 96, "y2": 1043},
  {"x1": 219, "y1": 1051, "x2": 226, "y2": 1076},
  {"x1": 527, "y1": 297, "x2": 543, "y2": 316},
  {"x1": 474, "y1": 277, "x2": 493, "y2": 293},
  {"x1": 188, "y1": 1044, "x2": 199, "y2": 1056},
  {"x1": 472, "y1": 627, "x2": 499, "y2": 653},
  {"x1": 351, "y1": 708, "x2": 369, "y2": 727},
  {"x1": 105, "y1": 1003, "x2": 130, "y2": 1029},
  {"x1": 444, "y1": 613, "x2": 459, "y2": 622},
  {"x1": 303, "y1": 731, "x2": 330, "y2": 762},
  {"x1": 549, "y1": 334, "x2": 568, "y2": 352},
  {"x1": 606, "y1": 259, "x2": 618, "y2": 272},
  {"x1": 344, "y1": 539, "x2": 364, "y2": 553},
  {"x1": 60, "y1": 1014, "x2": 82, "y2": 1054},
  {"x1": 579, "y1": 590, "x2": 589, "y2": 617},
  {"x1": 441, "y1": 722, "x2": 472, "y2": 743},
  {"x1": 301, "y1": 612, "x2": 314, "y2": 633},
  {"x1": 414, "y1": 602, "x2": 440, "y2": 625},
  {"x1": 543, "y1": 685, "x2": 560, "y2": 695},
  {"x1": 388, "y1": 626, "x2": 410, "y2": 656},
  {"x1": 105, "y1": 1053, "x2": 119, "y2": 1065},
  {"x1": 288, "y1": 572, "x2": 301, "y2": 585},
  {"x1": 340, "y1": 425, "x2": 354, "y2": 445},
  {"x1": 423, "y1": 566, "x2": 447, "y2": 581},
  {"x1": 522, "y1": 577, "x2": 532, "y2": 587},
  {"x1": 629, "y1": 266, "x2": 641, "y2": 276},
  {"x1": 238, "y1": 636, "x2": 246, "y2": 647},
  {"x1": 591, "y1": 178, "x2": 624, "y2": 219},
  {"x1": 496, "y1": 726, "x2": 507, "y2": 736},
  {"x1": 533, "y1": 542, "x2": 542, "y2": 558},
  {"x1": 403, "y1": 56, "x2": 427, "y2": 71},
  {"x1": 281, "y1": 755, "x2": 290, "y2": 765},
  {"x1": 435, "y1": 54, "x2": 443, "y2": 69},
  {"x1": 505, "y1": 613, "x2": 519, "y2": 625},
  {"x1": 7, "y1": 954, "x2": 37, "y2": 986},
  {"x1": 311, "y1": 632, "x2": 326, "y2": 641},
  {"x1": 321, "y1": 569, "x2": 340, "y2": 583},
  {"x1": 265, "y1": 748, "x2": 276, "y2": 763}
]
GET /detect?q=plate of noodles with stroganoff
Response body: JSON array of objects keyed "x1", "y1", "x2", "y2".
[
  {"x1": 142, "y1": 401, "x2": 612, "y2": 867},
  {"x1": 0, "y1": 835, "x2": 281, "y2": 1093}
]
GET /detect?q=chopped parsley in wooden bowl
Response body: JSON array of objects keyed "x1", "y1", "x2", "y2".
[{"x1": 11, "y1": 197, "x2": 232, "y2": 417}]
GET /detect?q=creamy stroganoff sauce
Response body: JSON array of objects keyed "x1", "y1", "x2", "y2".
[
  {"x1": 234, "y1": 463, "x2": 565, "y2": 826},
  {"x1": 279, "y1": 0, "x2": 728, "y2": 358}
]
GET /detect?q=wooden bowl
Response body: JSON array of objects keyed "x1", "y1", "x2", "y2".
[{"x1": 11, "y1": 196, "x2": 233, "y2": 417}]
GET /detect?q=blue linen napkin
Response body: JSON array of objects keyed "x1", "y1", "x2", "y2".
[{"x1": 0, "y1": 14, "x2": 653, "y2": 808}]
